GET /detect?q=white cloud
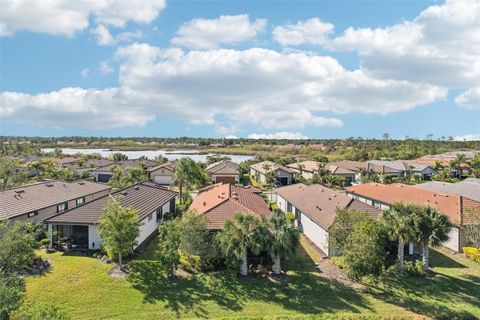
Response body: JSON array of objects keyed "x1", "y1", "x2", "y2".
[
  {"x1": 248, "y1": 132, "x2": 309, "y2": 140},
  {"x1": 98, "y1": 61, "x2": 113, "y2": 74},
  {"x1": 327, "y1": 0, "x2": 480, "y2": 88},
  {"x1": 171, "y1": 14, "x2": 267, "y2": 49},
  {"x1": 0, "y1": 0, "x2": 165, "y2": 37},
  {"x1": 454, "y1": 134, "x2": 480, "y2": 141},
  {"x1": 80, "y1": 68, "x2": 90, "y2": 78},
  {"x1": 273, "y1": 18, "x2": 334, "y2": 46},
  {"x1": 91, "y1": 24, "x2": 142, "y2": 46},
  {"x1": 91, "y1": 24, "x2": 114, "y2": 45},
  {"x1": 225, "y1": 135, "x2": 238, "y2": 139},
  {"x1": 1, "y1": 45, "x2": 446, "y2": 130},
  {"x1": 455, "y1": 88, "x2": 480, "y2": 109}
]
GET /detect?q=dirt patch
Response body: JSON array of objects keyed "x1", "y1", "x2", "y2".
[
  {"x1": 109, "y1": 267, "x2": 127, "y2": 279},
  {"x1": 314, "y1": 259, "x2": 364, "y2": 290}
]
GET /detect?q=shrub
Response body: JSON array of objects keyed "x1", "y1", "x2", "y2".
[
  {"x1": 463, "y1": 247, "x2": 480, "y2": 263},
  {"x1": 179, "y1": 251, "x2": 201, "y2": 273},
  {"x1": 404, "y1": 260, "x2": 426, "y2": 276},
  {"x1": 11, "y1": 303, "x2": 69, "y2": 320},
  {"x1": 39, "y1": 238, "x2": 50, "y2": 248}
]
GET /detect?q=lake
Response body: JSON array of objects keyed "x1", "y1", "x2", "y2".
[{"x1": 41, "y1": 148, "x2": 254, "y2": 163}]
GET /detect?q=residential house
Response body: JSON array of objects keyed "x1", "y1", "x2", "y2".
[
  {"x1": 0, "y1": 180, "x2": 111, "y2": 223},
  {"x1": 367, "y1": 160, "x2": 435, "y2": 180},
  {"x1": 204, "y1": 160, "x2": 240, "y2": 184},
  {"x1": 249, "y1": 161, "x2": 296, "y2": 186},
  {"x1": 275, "y1": 183, "x2": 381, "y2": 256},
  {"x1": 346, "y1": 183, "x2": 480, "y2": 252},
  {"x1": 287, "y1": 161, "x2": 321, "y2": 180},
  {"x1": 189, "y1": 183, "x2": 270, "y2": 230},
  {"x1": 46, "y1": 182, "x2": 177, "y2": 250},
  {"x1": 94, "y1": 159, "x2": 158, "y2": 182},
  {"x1": 326, "y1": 160, "x2": 366, "y2": 183},
  {"x1": 147, "y1": 162, "x2": 176, "y2": 185},
  {"x1": 415, "y1": 151, "x2": 479, "y2": 177},
  {"x1": 61, "y1": 158, "x2": 114, "y2": 174}
]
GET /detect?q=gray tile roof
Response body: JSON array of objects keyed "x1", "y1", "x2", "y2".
[
  {"x1": 250, "y1": 161, "x2": 296, "y2": 175},
  {"x1": 47, "y1": 182, "x2": 177, "y2": 224},
  {"x1": 0, "y1": 180, "x2": 112, "y2": 220},
  {"x1": 205, "y1": 161, "x2": 239, "y2": 175},
  {"x1": 414, "y1": 180, "x2": 480, "y2": 202}
]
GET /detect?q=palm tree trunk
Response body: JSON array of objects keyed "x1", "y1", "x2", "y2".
[
  {"x1": 273, "y1": 255, "x2": 281, "y2": 275},
  {"x1": 422, "y1": 241, "x2": 430, "y2": 271},
  {"x1": 398, "y1": 240, "x2": 405, "y2": 271},
  {"x1": 179, "y1": 182, "x2": 183, "y2": 204},
  {"x1": 240, "y1": 252, "x2": 248, "y2": 276}
]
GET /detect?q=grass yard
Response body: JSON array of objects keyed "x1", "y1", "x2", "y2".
[{"x1": 23, "y1": 240, "x2": 480, "y2": 320}]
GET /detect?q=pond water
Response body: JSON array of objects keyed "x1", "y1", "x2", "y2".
[{"x1": 41, "y1": 148, "x2": 254, "y2": 163}]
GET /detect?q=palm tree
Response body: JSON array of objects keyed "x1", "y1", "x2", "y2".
[
  {"x1": 172, "y1": 157, "x2": 204, "y2": 204},
  {"x1": 219, "y1": 213, "x2": 264, "y2": 276},
  {"x1": 413, "y1": 206, "x2": 452, "y2": 271},
  {"x1": 383, "y1": 203, "x2": 416, "y2": 271},
  {"x1": 264, "y1": 213, "x2": 300, "y2": 275}
]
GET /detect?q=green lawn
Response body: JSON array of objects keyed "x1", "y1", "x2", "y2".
[{"x1": 24, "y1": 241, "x2": 480, "y2": 320}]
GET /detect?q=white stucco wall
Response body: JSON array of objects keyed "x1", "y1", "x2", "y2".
[
  {"x1": 300, "y1": 212, "x2": 330, "y2": 256},
  {"x1": 89, "y1": 225, "x2": 102, "y2": 250},
  {"x1": 442, "y1": 227, "x2": 460, "y2": 252}
]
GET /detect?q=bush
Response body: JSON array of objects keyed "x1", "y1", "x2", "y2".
[
  {"x1": 39, "y1": 238, "x2": 50, "y2": 248},
  {"x1": 179, "y1": 251, "x2": 201, "y2": 273},
  {"x1": 463, "y1": 247, "x2": 480, "y2": 263},
  {"x1": 11, "y1": 303, "x2": 69, "y2": 320},
  {"x1": 404, "y1": 260, "x2": 426, "y2": 276}
]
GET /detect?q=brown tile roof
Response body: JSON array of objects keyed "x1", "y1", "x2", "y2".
[
  {"x1": 62, "y1": 159, "x2": 114, "y2": 170},
  {"x1": 52, "y1": 157, "x2": 82, "y2": 165},
  {"x1": 205, "y1": 161, "x2": 239, "y2": 175},
  {"x1": 0, "y1": 180, "x2": 112, "y2": 220},
  {"x1": 327, "y1": 165, "x2": 356, "y2": 175},
  {"x1": 189, "y1": 183, "x2": 271, "y2": 229},
  {"x1": 250, "y1": 161, "x2": 296, "y2": 175},
  {"x1": 47, "y1": 182, "x2": 177, "y2": 224},
  {"x1": 287, "y1": 161, "x2": 321, "y2": 173},
  {"x1": 147, "y1": 161, "x2": 175, "y2": 173},
  {"x1": 346, "y1": 183, "x2": 480, "y2": 225},
  {"x1": 327, "y1": 160, "x2": 366, "y2": 172},
  {"x1": 275, "y1": 183, "x2": 381, "y2": 230}
]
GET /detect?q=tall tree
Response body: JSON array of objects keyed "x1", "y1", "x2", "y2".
[
  {"x1": 413, "y1": 206, "x2": 452, "y2": 271},
  {"x1": 382, "y1": 203, "x2": 416, "y2": 271},
  {"x1": 172, "y1": 157, "x2": 204, "y2": 204},
  {"x1": 98, "y1": 196, "x2": 140, "y2": 267},
  {"x1": 156, "y1": 219, "x2": 182, "y2": 278},
  {"x1": 219, "y1": 213, "x2": 264, "y2": 276},
  {"x1": 264, "y1": 213, "x2": 299, "y2": 275},
  {"x1": 329, "y1": 209, "x2": 371, "y2": 254},
  {"x1": 112, "y1": 153, "x2": 128, "y2": 162}
]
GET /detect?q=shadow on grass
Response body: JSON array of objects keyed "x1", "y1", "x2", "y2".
[
  {"x1": 369, "y1": 250, "x2": 479, "y2": 320},
  {"x1": 128, "y1": 244, "x2": 372, "y2": 318}
]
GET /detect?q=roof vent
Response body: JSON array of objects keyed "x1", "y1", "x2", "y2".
[
  {"x1": 121, "y1": 191, "x2": 128, "y2": 196},
  {"x1": 14, "y1": 190, "x2": 25, "y2": 194},
  {"x1": 46, "y1": 183, "x2": 54, "y2": 187},
  {"x1": 78, "y1": 182, "x2": 85, "y2": 185},
  {"x1": 316, "y1": 205, "x2": 322, "y2": 211},
  {"x1": 134, "y1": 186, "x2": 140, "y2": 190},
  {"x1": 203, "y1": 201, "x2": 207, "y2": 206},
  {"x1": 331, "y1": 194, "x2": 336, "y2": 198}
]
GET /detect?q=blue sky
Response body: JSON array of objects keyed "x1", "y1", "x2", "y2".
[{"x1": 1, "y1": 0, "x2": 479, "y2": 140}]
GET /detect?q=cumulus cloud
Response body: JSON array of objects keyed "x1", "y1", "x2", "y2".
[
  {"x1": 1, "y1": 45, "x2": 446, "y2": 129},
  {"x1": 80, "y1": 68, "x2": 90, "y2": 78},
  {"x1": 454, "y1": 134, "x2": 480, "y2": 141},
  {"x1": 91, "y1": 24, "x2": 142, "y2": 46},
  {"x1": 0, "y1": 0, "x2": 165, "y2": 37},
  {"x1": 273, "y1": 18, "x2": 334, "y2": 46},
  {"x1": 455, "y1": 88, "x2": 480, "y2": 109},
  {"x1": 248, "y1": 132, "x2": 309, "y2": 140},
  {"x1": 327, "y1": 0, "x2": 480, "y2": 88},
  {"x1": 98, "y1": 61, "x2": 113, "y2": 74},
  {"x1": 171, "y1": 14, "x2": 267, "y2": 49}
]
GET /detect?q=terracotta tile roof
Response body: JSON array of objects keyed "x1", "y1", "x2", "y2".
[
  {"x1": 346, "y1": 183, "x2": 480, "y2": 225},
  {"x1": 250, "y1": 161, "x2": 296, "y2": 175},
  {"x1": 0, "y1": 180, "x2": 112, "y2": 220},
  {"x1": 189, "y1": 183, "x2": 271, "y2": 229},
  {"x1": 275, "y1": 183, "x2": 381, "y2": 230},
  {"x1": 47, "y1": 182, "x2": 177, "y2": 224},
  {"x1": 205, "y1": 160, "x2": 240, "y2": 175}
]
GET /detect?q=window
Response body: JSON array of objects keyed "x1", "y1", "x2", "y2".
[
  {"x1": 287, "y1": 202, "x2": 292, "y2": 213},
  {"x1": 148, "y1": 213, "x2": 153, "y2": 222},
  {"x1": 156, "y1": 207, "x2": 163, "y2": 222},
  {"x1": 373, "y1": 201, "x2": 381, "y2": 209},
  {"x1": 27, "y1": 211, "x2": 38, "y2": 218},
  {"x1": 76, "y1": 197, "x2": 85, "y2": 206},
  {"x1": 57, "y1": 202, "x2": 68, "y2": 213}
]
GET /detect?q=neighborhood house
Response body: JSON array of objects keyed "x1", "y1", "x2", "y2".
[
  {"x1": 204, "y1": 160, "x2": 240, "y2": 184},
  {"x1": 147, "y1": 162, "x2": 176, "y2": 185},
  {"x1": 94, "y1": 159, "x2": 158, "y2": 182},
  {"x1": 46, "y1": 182, "x2": 177, "y2": 250},
  {"x1": 250, "y1": 161, "x2": 296, "y2": 186},
  {"x1": 0, "y1": 180, "x2": 111, "y2": 223},
  {"x1": 346, "y1": 183, "x2": 480, "y2": 252},
  {"x1": 189, "y1": 182, "x2": 271, "y2": 230},
  {"x1": 275, "y1": 183, "x2": 381, "y2": 256}
]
